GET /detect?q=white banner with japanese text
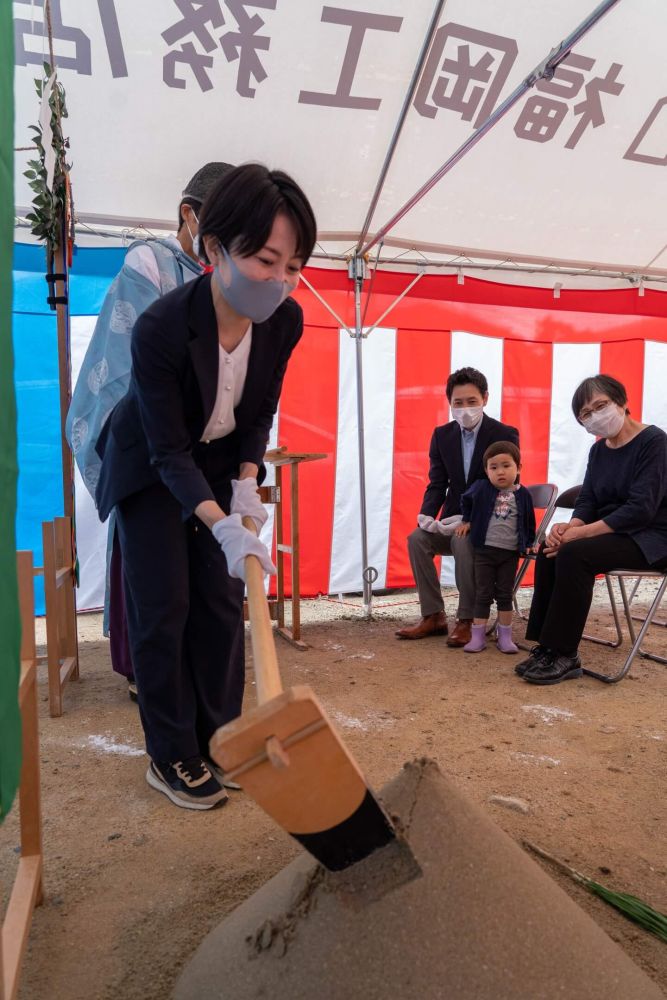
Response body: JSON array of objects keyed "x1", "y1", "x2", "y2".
[{"x1": 13, "y1": 0, "x2": 667, "y2": 271}]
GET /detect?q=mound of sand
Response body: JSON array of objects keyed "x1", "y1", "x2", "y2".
[{"x1": 175, "y1": 760, "x2": 662, "y2": 1000}]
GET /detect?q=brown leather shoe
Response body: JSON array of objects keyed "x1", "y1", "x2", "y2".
[
  {"x1": 395, "y1": 611, "x2": 447, "y2": 640},
  {"x1": 446, "y1": 619, "x2": 473, "y2": 647}
]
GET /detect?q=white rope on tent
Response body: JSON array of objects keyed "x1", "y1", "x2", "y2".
[{"x1": 363, "y1": 271, "x2": 425, "y2": 337}]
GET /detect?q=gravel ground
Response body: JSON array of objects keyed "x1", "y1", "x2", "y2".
[{"x1": 2, "y1": 579, "x2": 666, "y2": 999}]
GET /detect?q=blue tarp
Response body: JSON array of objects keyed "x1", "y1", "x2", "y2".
[{"x1": 12, "y1": 241, "x2": 124, "y2": 612}]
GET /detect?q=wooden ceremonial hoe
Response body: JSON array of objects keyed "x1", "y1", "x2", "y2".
[{"x1": 209, "y1": 518, "x2": 397, "y2": 872}]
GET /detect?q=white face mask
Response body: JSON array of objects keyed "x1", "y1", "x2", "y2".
[
  {"x1": 185, "y1": 210, "x2": 201, "y2": 259},
  {"x1": 451, "y1": 406, "x2": 483, "y2": 430},
  {"x1": 581, "y1": 403, "x2": 625, "y2": 439}
]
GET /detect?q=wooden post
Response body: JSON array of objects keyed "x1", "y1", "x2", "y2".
[
  {"x1": 290, "y1": 463, "x2": 301, "y2": 642},
  {"x1": 41, "y1": 520, "x2": 61, "y2": 718},
  {"x1": 2, "y1": 553, "x2": 44, "y2": 1000},
  {"x1": 17, "y1": 552, "x2": 36, "y2": 666},
  {"x1": 41, "y1": 516, "x2": 78, "y2": 717},
  {"x1": 275, "y1": 464, "x2": 285, "y2": 631},
  {"x1": 265, "y1": 451, "x2": 326, "y2": 651},
  {"x1": 55, "y1": 518, "x2": 78, "y2": 680},
  {"x1": 16, "y1": 553, "x2": 43, "y2": 878},
  {"x1": 53, "y1": 244, "x2": 74, "y2": 520}
]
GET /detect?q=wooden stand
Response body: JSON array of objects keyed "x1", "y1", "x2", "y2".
[
  {"x1": 1, "y1": 552, "x2": 44, "y2": 1000},
  {"x1": 40, "y1": 516, "x2": 79, "y2": 717},
  {"x1": 266, "y1": 450, "x2": 326, "y2": 650}
]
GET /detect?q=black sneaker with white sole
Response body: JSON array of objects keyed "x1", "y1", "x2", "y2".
[
  {"x1": 146, "y1": 756, "x2": 228, "y2": 810},
  {"x1": 203, "y1": 756, "x2": 242, "y2": 792}
]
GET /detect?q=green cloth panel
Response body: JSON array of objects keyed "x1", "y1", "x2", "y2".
[{"x1": 0, "y1": 0, "x2": 21, "y2": 821}]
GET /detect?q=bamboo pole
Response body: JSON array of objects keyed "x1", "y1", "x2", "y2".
[{"x1": 53, "y1": 242, "x2": 73, "y2": 519}]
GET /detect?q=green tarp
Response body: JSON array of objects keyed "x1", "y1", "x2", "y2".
[{"x1": 0, "y1": 0, "x2": 21, "y2": 821}]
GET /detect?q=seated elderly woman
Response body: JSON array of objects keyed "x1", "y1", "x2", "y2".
[{"x1": 517, "y1": 374, "x2": 667, "y2": 685}]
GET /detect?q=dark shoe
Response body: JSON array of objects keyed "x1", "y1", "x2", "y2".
[
  {"x1": 146, "y1": 757, "x2": 228, "y2": 810},
  {"x1": 395, "y1": 611, "x2": 447, "y2": 640},
  {"x1": 515, "y1": 644, "x2": 549, "y2": 677},
  {"x1": 524, "y1": 652, "x2": 583, "y2": 686},
  {"x1": 446, "y1": 619, "x2": 472, "y2": 647},
  {"x1": 127, "y1": 680, "x2": 138, "y2": 703},
  {"x1": 204, "y1": 756, "x2": 242, "y2": 792}
]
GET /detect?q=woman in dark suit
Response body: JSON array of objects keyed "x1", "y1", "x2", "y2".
[
  {"x1": 518, "y1": 374, "x2": 667, "y2": 685},
  {"x1": 96, "y1": 164, "x2": 316, "y2": 810}
]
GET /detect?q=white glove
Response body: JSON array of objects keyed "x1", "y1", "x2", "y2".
[
  {"x1": 433, "y1": 515, "x2": 463, "y2": 537},
  {"x1": 230, "y1": 477, "x2": 268, "y2": 533},
  {"x1": 417, "y1": 513, "x2": 463, "y2": 536},
  {"x1": 417, "y1": 514, "x2": 435, "y2": 531},
  {"x1": 212, "y1": 514, "x2": 276, "y2": 582}
]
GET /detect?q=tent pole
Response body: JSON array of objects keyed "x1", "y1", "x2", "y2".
[
  {"x1": 351, "y1": 255, "x2": 374, "y2": 618},
  {"x1": 360, "y1": 0, "x2": 623, "y2": 256}
]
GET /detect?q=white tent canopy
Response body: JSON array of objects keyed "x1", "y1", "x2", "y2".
[
  {"x1": 13, "y1": 0, "x2": 667, "y2": 278},
  {"x1": 12, "y1": 0, "x2": 667, "y2": 612}
]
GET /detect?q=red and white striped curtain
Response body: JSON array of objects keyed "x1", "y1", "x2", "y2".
[{"x1": 72, "y1": 266, "x2": 667, "y2": 607}]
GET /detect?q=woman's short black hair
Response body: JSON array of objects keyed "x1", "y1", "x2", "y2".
[
  {"x1": 571, "y1": 374, "x2": 629, "y2": 423},
  {"x1": 483, "y1": 440, "x2": 521, "y2": 468},
  {"x1": 197, "y1": 164, "x2": 317, "y2": 265},
  {"x1": 446, "y1": 367, "x2": 488, "y2": 401}
]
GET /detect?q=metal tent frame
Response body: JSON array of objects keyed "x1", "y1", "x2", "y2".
[{"x1": 328, "y1": 0, "x2": 623, "y2": 615}]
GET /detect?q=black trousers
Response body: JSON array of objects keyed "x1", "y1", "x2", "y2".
[
  {"x1": 473, "y1": 546, "x2": 519, "y2": 618},
  {"x1": 526, "y1": 534, "x2": 665, "y2": 657},
  {"x1": 116, "y1": 480, "x2": 245, "y2": 764},
  {"x1": 109, "y1": 530, "x2": 133, "y2": 680}
]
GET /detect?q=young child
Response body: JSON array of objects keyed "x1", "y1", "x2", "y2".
[{"x1": 455, "y1": 441, "x2": 536, "y2": 654}]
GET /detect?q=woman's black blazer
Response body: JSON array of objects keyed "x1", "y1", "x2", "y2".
[{"x1": 95, "y1": 272, "x2": 303, "y2": 522}]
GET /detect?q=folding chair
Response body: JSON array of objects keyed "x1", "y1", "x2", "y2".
[
  {"x1": 626, "y1": 575, "x2": 667, "y2": 629},
  {"x1": 583, "y1": 569, "x2": 667, "y2": 683},
  {"x1": 511, "y1": 483, "x2": 559, "y2": 617}
]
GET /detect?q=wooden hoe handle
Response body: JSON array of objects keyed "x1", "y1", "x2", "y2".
[{"x1": 242, "y1": 516, "x2": 283, "y2": 705}]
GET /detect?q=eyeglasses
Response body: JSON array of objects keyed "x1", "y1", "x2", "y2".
[{"x1": 579, "y1": 399, "x2": 612, "y2": 422}]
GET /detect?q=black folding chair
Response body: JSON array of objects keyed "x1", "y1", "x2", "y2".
[
  {"x1": 511, "y1": 483, "x2": 559, "y2": 618},
  {"x1": 585, "y1": 569, "x2": 667, "y2": 683}
]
